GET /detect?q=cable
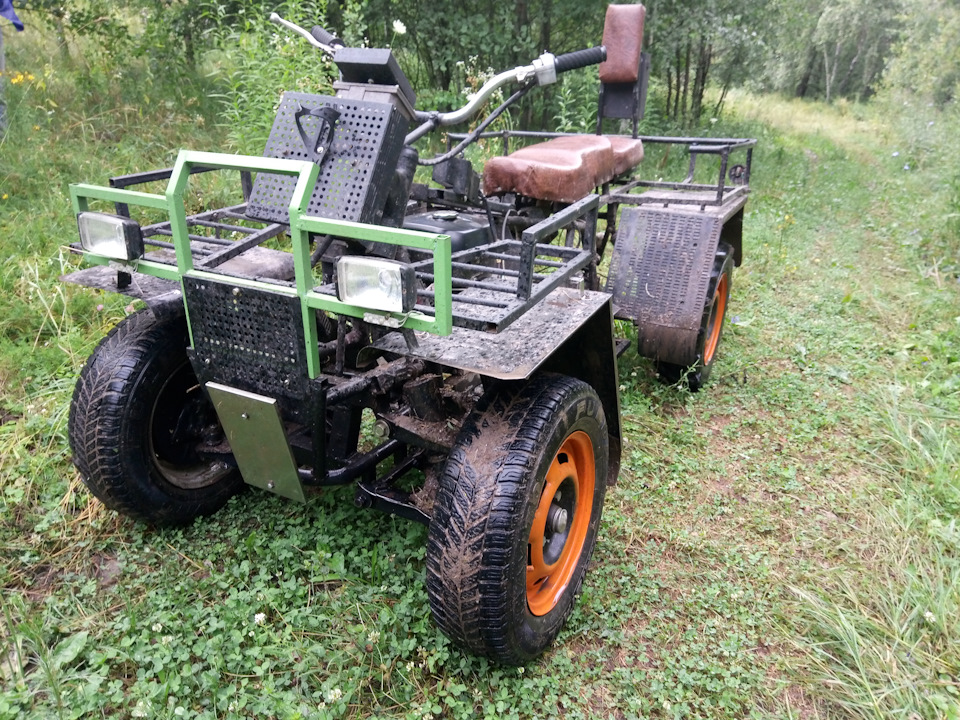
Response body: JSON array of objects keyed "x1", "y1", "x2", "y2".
[{"x1": 418, "y1": 84, "x2": 533, "y2": 166}]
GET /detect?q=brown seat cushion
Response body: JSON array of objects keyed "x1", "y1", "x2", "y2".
[
  {"x1": 607, "y1": 135, "x2": 645, "y2": 175},
  {"x1": 482, "y1": 135, "x2": 644, "y2": 203}
]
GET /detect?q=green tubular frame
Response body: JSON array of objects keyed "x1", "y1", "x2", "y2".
[{"x1": 69, "y1": 150, "x2": 454, "y2": 379}]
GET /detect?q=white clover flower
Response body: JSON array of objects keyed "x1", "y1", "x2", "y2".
[
  {"x1": 406, "y1": 661, "x2": 415, "y2": 671},
  {"x1": 367, "y1": 630, "x2": 381, "y2": 643},
  {"x1": 924, "y1": 610, "x2": 936, "y2": 623},
  {"x1": 392, "y1": 19, "x2": 407, "y2": 35},
  {"x1": 326, "y1": 688, "x2": 343, "y2": 702},
  {"x1": 254, "y1": 612, "x2": 266, "y2": 626},
  {"x1": 151, "y1": 622, "x2": 163, "y2": 632},
  {"x1": 131, "y1": 700, "x2": 150, "y2": 718}
]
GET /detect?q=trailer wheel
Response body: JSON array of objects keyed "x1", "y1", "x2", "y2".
[
  {"x1": 69, "y1": 310, "x2": 242, "y2": 526},
  {"x1": 426, "y1": 374, "x2": 608, "y2": 665},
  {"x1": 657, "y1": 242, "x2": 734, "y2": 392}
]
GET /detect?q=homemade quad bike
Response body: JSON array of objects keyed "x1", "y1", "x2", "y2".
[{"x1": 62, "y1": 5, "x2": 754, "y2": 664}]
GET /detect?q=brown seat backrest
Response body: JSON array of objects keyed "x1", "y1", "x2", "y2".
[
  {"x1": 599, "y1": 5, "x2": 646, "y2": 83},
  {"x1": 596, "y1": 4, "x2": 649, "y2": 137}
]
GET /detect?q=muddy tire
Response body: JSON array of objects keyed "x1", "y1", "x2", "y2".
[
  {"x1": 657, "y1": 242, "x2": 734, "y2": 392},
  {"x1": 426, "y1": 374, "x2": 608, "y2": 665},
  {"x1": 69, "y1": 310, "x2": 242, "y2": 526}
]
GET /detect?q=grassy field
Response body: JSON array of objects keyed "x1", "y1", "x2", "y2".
[{"x1": 1, "y1": 30, "x2": 959, "y2": 720}]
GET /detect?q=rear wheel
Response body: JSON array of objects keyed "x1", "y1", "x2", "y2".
[
  {"x1": 426, "y1": 374, "x2": 608, "y2": 665},
  {"x1": 657, "y1": 242, "x2": 734, "y2": 392},
  {"x1": 69, "y1": 310, "x2": 242, "y2": 526}
]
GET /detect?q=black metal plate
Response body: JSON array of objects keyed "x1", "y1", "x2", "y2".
[
  {"x1": 184, "y1": 277, "x2": 308, "y2": 408},
  {"x1": 246, "y1": 92, "x2": 408, "y2": 226},
  {"x1": 605, "y1": 206, "x2": 723, "y2": 365}
]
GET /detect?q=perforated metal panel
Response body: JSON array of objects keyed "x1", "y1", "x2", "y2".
[
  {"x1": 184, "y1": 277, "x2": 308, "y2": 405},
  {"x1": 605, "y1": 206, "x2": 723, "y2": 364},
  {"x1": 246, "y1": 92, "x2": 408, "y2": 225}
]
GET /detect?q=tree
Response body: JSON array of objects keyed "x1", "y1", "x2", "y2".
[
  {"x1": 646, "y1": 0, "x2": 772, "y2": 125},
  {"x1": 764, "y1": 0, "x2": 901, "y2": 102},
  {"x1": 883, "y1": 0, "x2": 960, "y2": 106}
]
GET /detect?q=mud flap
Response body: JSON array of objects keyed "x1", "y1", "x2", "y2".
[
  {"x1": 206, "y1": 382, "x2": 306, "y2": 502},
  {"x1": 604, "y1": 204, "x2": 724, "y2": 367}
]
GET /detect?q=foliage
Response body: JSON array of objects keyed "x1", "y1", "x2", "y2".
[
  {"x1": 882, "y1": 0, "x2": 960, "y2": 107},
  {"x1": 208, "y1": 0, "x2": 334, "y2": 154},
  {"x1": 554, "y1": 70, "x2": 599, "y2": 133}
]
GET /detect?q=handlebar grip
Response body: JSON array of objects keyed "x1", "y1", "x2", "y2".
[
  {"x1": 310, "y1": 25, "x2": 344, "y2": 48},
  {"x1": 555, "y1": 46, "x2": 606, "y2": 74}
]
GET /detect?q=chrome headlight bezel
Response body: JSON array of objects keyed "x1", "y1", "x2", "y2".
[{"x1": 76, "y1": 212, "x2": 144, "y2": 261}]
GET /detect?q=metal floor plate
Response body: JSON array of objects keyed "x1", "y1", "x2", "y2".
[{"x1": 373, "y1": 288, "x2": 610, "y2": 379}]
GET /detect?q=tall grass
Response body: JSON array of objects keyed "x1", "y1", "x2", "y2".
[
  {"x1": 206, "y1": 0, "x2": 334, "y2": 154},
  {"x1": 789, "y1": 395, "x2": 960, "y2": 719}
]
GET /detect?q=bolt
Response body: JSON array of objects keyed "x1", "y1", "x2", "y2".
[
  {"x1": 547, "y1": 504, "x2": 569, "y2": 535},
  {"x1": 232, "y1": 287, "x2": 241, "y2": 296},
  {"x1": 372, "y1": 419, "x2": 391, "y2": 440},
  {"x1": 355, "y1": 492, "x2": 371, "y2": 509}
]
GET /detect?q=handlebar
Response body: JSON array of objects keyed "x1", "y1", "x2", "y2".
[
  {"x1": 406, "y1": 45, "x2": 605, "y2": 144},
  {"x1": 555, "y1": 46, "x2": 606, "y2": 74},
  {"x1": 310, "y1": 25, "x2": 344, "y2": 49},
  {"x1": 269, "y1": 12, "x2": 339, "y2": 55}
]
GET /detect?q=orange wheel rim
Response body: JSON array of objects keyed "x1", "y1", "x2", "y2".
[
  {"x1": 703, "y1": 273, "x2": 728, "y2": 365},
  {"x1": 526, "y1": 431, "x2": 595, "y2": 617}
]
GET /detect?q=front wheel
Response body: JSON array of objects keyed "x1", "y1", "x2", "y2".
[
  {"x1": 69, "y1": 310, "x2": 243, "y2": 526},
  {"x1": 426, "y1": 374, "x2": 608, "y2": 665},
  {"x1": 657, "y1": 242, "x2": 734, "y2": 392}
]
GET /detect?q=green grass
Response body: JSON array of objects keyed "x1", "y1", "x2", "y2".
[{"x1": 2, "y1": 24, "x2": 960, "y2": 720}]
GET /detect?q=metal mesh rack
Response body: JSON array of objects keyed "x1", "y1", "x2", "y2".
[
  {"x1": 140, "y1": 204, "x2": 286, "y2": 269},
  {"x1": 416, "y1": 237, "x2": 592, "y2": 331},
  {"x1": 308, "y1": 195, "x2": 599, "y2": 333}
]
